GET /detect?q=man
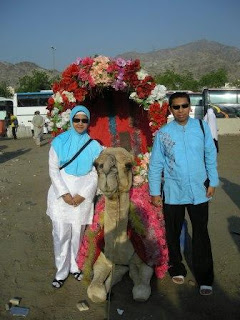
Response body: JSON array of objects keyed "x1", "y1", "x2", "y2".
[
  {"x1": 32, "y1": 111, "x2": 45, "y2": 146},
  {"x1": 148, "y1": 92, "x2": 218, "y2": 296}
]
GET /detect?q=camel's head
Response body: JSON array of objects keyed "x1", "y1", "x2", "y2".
[{"x1": 94, "y1": 147, "x2": 134, "y2": 198}]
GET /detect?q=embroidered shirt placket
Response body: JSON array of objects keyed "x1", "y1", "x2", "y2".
[
  {"x1": 182, "y1": 125, "x2": 194, "y2": 203},
  {"x1": 182, "y1": 126, "x2": 191, "y2": 192}
]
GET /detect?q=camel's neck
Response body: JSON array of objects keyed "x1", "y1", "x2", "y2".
[
  {"x1": 105, "y1": 192, "x2": 129, "y2": 232},
  {"x1": 104, "y1": 192, "x2": 133, "y2": 261}
]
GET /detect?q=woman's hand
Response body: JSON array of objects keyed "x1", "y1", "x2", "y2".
[
  {"x1": 62, "y1": 193, "x2": 74, "y2": 205},
  {"x1": 72, "y1": 194, "x2": 85, "y2": 207}
]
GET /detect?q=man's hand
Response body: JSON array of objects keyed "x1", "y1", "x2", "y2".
[
  {"x1": 72, "y1": 194, "x2": 85, "y2": 207},
  {"x1": 206, "y1": 186, "x2": 215, "y2": 198},
  {"x1": 151, "y1": 195, "x2": 162, "y2": 207},
  {"x1": 62, "y1": 193, "x2": 74, "y2": 205}
]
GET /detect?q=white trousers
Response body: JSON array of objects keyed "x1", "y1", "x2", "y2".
[{"x1": 52, "y1": 220, "x2": 85, "y2": 280}]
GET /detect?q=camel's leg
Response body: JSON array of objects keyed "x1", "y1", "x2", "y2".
[
  {"x1": 105, "y1": 265, "x2": 129, "y2": 293},
  {"x1": 129, "y1": 253, "x2": 154, "y2": 302},
  {"x1": 87, "y1": 252, "x2": 112, "y2": 303}
]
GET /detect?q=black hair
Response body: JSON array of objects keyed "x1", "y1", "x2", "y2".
[{"x1": 169, "y1": 92, "x2": 190, "y2": 107}]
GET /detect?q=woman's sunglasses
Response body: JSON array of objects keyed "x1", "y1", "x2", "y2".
[
  {"x1": 72, "y1": 118, "x2": 89, "y2": 124},
  {"x1": 171, "y1": 103, "x2": 190, "y2": 110}
]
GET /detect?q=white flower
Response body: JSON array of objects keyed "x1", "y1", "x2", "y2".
[
  {"x1": 53, "y1": 92, "x2": 63, "y2": 104},
  {"x1": 147, "y1": 84, "x2": 167, "y2": 103},
  {"x1": 129, "y1": 92, "x2": 137, "y2": 99},
  {"x1": 136, "y1": 69, "x2": 149, "y2": 80},
  {"x1": 61, "y1": 111, "x2": 70, "y2": 122},
  {"x1": 62, "y1": 91, "x2": 76, "y2": 103},
  {"x1": 56, "y1": 120, "x2": 65, "y2": 128},
  {"x1": 47, "y1": 121, "x2": 54, "y2": 129},
  {"x1": 51, "y1": 107, "x2": 60, "y2": 116}
]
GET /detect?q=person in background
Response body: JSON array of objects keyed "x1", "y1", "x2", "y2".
[
  {"x1": 46, "y1": 105, "x2": 103, "y2": 289},
  {"x1": 10, "y1": 113, "x2": 18, "y2": 139},
  {"x1": 204, "y1": 107, "x2": 219, "y2": 153},
  {"x1": 32, "y1": 111, "x2": 45, "y2": 146},
  {"x1": 148, "y1": 92, "x2": 218, "y2": 296}
]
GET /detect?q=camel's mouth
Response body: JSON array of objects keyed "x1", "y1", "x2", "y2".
[{"x1": 102, "y1": 189, "x2": 118, "y2": 198}]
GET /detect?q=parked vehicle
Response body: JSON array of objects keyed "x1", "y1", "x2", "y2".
[
  {"x1": 202, "y1": 88, "x2": 240, "y2": 118},
  {"x1": 13, "y1": 90, "x2": 53, "y2": 129}
]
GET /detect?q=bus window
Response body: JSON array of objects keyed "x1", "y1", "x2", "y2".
[
  {"x1": 203, "y1": 89, "x2": 240, "y2": 118},
  {"x1": 18, "y1": 97, "x2": 38, "y2": 107},
  {"x1": 209, "y1": 92, "x2": 237, "y2": 105}
]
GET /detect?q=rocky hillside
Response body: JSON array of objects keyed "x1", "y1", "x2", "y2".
[
  {"x1": 0, "y1": 61, "x2": 60, "y2": 88},
  {"x1": 1, "y1": 40, "x2": 240, "y2": 89},
  {"x1": 118, "y1": 39, "x2": 240, "y2": 81}
]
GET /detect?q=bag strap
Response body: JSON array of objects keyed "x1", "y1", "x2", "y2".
[
  {"x1": 199, "y1": 119, "x2": 205, "y2": 137},
  {"x1": 59, "y1": 138, "x2": 93, "y2": 170}
]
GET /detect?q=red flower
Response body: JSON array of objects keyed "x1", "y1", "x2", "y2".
[
  {"x1": 62, "y1": 64, "x2": 79, "y2": 79},
  {"x1": 52, "y1": 82, "x2": 61, "y2": 93},
  {"x1": 67, "y1": 81, "x2": 78, "y2": 92},
  {"x1": 74, "y1": 88, "x2": 87, "y2": 102}
]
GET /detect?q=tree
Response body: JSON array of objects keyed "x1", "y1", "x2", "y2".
[
  {"x1": 199, "y1": 68, "x2": 228, "y2": 88},
  {"x1": 17, "y1": 70, "x2": 52, "y2": 92},
  {"x1": 155, "y1": 70, "x2": 200, "y2": 91},
  {"x1": 0, "y1": 82, "x2": 13, "y2": 98}
]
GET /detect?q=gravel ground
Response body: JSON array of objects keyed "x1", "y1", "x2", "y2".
[{"x1": 0, "y1": 134, "x2": 239, "y2": 320}]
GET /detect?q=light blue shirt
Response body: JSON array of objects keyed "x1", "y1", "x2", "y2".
[{"x1": 148, "y1": 117, "x2": 219, "y2": 205}]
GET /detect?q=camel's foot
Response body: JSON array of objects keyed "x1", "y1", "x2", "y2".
[
  {"x1": 87, "y1": 283, "x2": 107, "y2": 303},
  {"x1": 132, "y1": 284, "x2": 151, "y2": 302}
]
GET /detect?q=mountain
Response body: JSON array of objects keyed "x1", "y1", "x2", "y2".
[
  {"x1": 1, "y1": 40, "x2": 240, "y2": 89},
  {"x1": 0, "y1": 61, "x2": 60, "y2": 88},
  {"x1": 118, "y1": 39, "x2": 240, "y2": 81}
]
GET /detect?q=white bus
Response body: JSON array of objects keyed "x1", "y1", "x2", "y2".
[
  {"x1": 13, "y1": 90, "x2": 53, "y2": 130},
  {"x1": 0, "y1": 97, "x2": 14, "y2": 119}
]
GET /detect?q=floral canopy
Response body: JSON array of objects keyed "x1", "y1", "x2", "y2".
[{"x1": 47, "y1": 55, "x2": 168, "y2": 135}]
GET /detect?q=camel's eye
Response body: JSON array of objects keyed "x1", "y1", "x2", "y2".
[
  {"x1": 99, "y1": 164, "x2": 104, "y2": 169},
  {"x1": 125, "y1": 162, "x2": 133, "y2": 170}
]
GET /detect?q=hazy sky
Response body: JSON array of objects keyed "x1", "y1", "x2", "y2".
[{"x1": 1, "y1": 0, "x2": 239, "y2": 71}]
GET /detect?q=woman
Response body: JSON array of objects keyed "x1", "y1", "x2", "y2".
[{"x1": 47, "y1": 105, "x2": 103, "y2": 288}]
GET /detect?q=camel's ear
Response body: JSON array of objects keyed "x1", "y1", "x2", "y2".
[{"x1": 125, "y1": 162, "x2": 133, "y2": 170}]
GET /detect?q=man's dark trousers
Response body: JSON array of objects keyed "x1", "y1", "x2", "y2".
[{"x1": 163, "y1": 202, "x2": 214, "y2": 286}]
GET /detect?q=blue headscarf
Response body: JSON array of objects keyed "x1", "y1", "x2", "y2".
[{"x1": 51, "y1": 105, "x2": 102, "y2": 176}]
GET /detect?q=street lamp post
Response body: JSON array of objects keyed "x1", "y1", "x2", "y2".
[{"x1": 51, "y1": 46, "x2": 56, "y2": 70}]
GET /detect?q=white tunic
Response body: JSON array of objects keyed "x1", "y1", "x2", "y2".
[
  {"x1": 204, "y1": 108, "x2": 218, "y2": 141},
  {"x1": 46, "y1": 147, "x2": 98, "y2": 226}
]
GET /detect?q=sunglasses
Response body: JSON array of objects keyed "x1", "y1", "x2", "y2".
[
  {"x1": 72, "y1": 118, "x2": 89, "y2": 124},
  {"x1": 171, "y1": 103, "x2": 190, "y2": 110}
]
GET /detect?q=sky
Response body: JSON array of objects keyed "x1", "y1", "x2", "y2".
[{"x1": 1, "y1": 0, "x2": 240, "y2": 71}]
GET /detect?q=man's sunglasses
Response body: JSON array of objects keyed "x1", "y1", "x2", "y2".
[
  {"x1": 171, "y1": 103, "x2": 190, "y2": 110},
  {"x1": 72, "y1": 118, "x2": 89, "y2": 124}
]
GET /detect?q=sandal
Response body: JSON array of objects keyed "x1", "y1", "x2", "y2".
[
  {"x1": 52, "y1": 279, "x2": 65, "y2": 289},
  {"x1": 172, "y1": 275, "x2": 185, "y2": 285},
  {"x1": 199, "y1": 285, "x2": 213, "y2": 296},
  {"x1": 73, "y1": 271, "x2": 83, "y2": 281}
]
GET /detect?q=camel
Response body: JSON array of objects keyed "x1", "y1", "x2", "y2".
[{"x1": 86, "y1": 147, "x2": 154, "y2": 303}]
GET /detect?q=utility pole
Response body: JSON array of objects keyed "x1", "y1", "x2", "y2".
[{"x1": 51, "y1": 46, "x2": 56, "y2": 70}]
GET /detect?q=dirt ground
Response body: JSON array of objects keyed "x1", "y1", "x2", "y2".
[{"x1": 0, "y1": 134, "x2": 240, "y2": 320}]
